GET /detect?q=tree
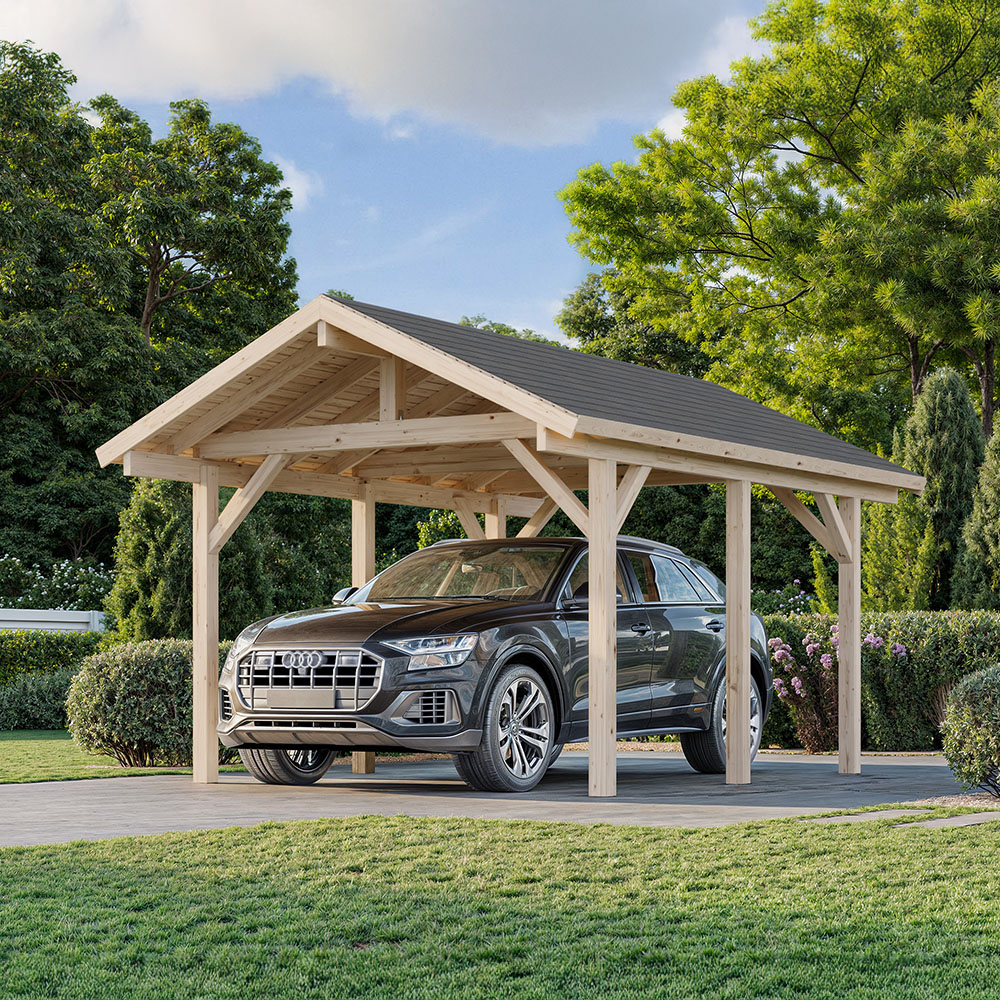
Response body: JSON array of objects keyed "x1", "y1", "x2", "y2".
[
  {"x1": 954, "y1": 429, "x2": 1000, "y2": 609},
  {"x1": 862, "y1": 369, "x2": 983, "y2": 609},
  {"x1": 555, "y1": 272, "x2": 711, "y2": 376},
  {"x1": 86, "y1": 96, "x2": 297, "y2": 347},
  {"x1": 104, "y1": 479, "x2": 273, "y2": 640},
  {"x1": 459, "y1": 314, "x2": 565, "y2": 348},
  {"x1": 560, "y1": 0, "x2": 1000, "y2": 448}
]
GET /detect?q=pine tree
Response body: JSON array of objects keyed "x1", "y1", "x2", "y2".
[
  {"x1": 104, "y1": 479, "x2": 273, "y2": 640},
  {"x1": 954, "y1": 430, "x2": 1000, "y2": 608}
]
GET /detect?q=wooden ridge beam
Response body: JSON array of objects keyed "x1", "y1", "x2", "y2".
[
  {"x1": 502, "y1": 438, "x2": 590, "y2": 535},
  {"x1": 317, "y1": 319, "x2": 390, "y2": 358},
  {"x1": 199, "y1": 412, "x2": 535, "y2": 460}
]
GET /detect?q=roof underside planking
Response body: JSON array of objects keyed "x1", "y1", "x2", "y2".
[{"x1": 97, "y1": 294, "x2": 925, "y2": 509}]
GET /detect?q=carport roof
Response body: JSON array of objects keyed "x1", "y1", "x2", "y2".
[{"x1": 332, "y1": 296, "x2": 910, "y2": 481}]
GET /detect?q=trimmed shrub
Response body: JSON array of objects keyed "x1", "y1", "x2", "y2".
[
  {"x1": 0, "y1": 629, "x2": 103, "y2": 687},
  {"x1": 0, "y1": 554, "x2": 115, "y2": 611},
  {"x1": 67, "y1": 639, "x2": 232, "y2": 767},
  {"x1": 942, "y1": 665, "x2": 1000, "y2": 797},
  {"x1": 760, "y1": 694, "x2": 797, "y2": 749},
  {"x1": 764, "y1": 611, "x2": 1000, "y2": 752},
  {"x1": 0, "y1": 668, "x2": 75, "y2": 730}
]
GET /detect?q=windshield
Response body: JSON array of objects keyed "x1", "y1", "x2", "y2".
[{"x1": 350, "y1": 543, "x2": 570, "y2": 602}]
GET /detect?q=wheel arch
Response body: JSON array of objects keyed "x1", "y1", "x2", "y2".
[{"x1": 491, "y1": 644, "x2": 565, "y2": 735}]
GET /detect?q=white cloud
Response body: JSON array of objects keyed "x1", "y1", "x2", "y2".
[
  {"x1": 0, "y1": 0, "x2": 765, "y2": 147},
  {"x1": 271, "y1": 155, "x2": 322, "y2": 211}
]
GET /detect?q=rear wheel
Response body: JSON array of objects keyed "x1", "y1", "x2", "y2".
[
  {"x1": 239, "y1": 747, "x2": 337, "y2": 785},
  {"x1": 454, "y1": 663, "x2": 555, "y2": 792},
  {"x1": 680, "y1": 676, "x2": 763, "y2": 774}
]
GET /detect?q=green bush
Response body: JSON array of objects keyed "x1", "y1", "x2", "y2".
[
  {"x1": 67, "y1": 639, "x2": 232, "y2": 767},
  {"x1": 942, "y1": 665, "x2": 1000, "y2": 797},
  {"x1": 0, "y1": 668, "x2": 75, "y2": 730},
  {"x1": 0, "y1": 554, "x2": 115, "y2": 611},
  {"x1": 764, "y1": 611, "x2": 1000, "y2": 751},
  {"x1": 0, "y1": 629, "x2": 103, "y2": 687}
]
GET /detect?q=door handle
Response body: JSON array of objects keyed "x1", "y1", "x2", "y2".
[
  {"x1": 630, "y1": 622, "x2": 651, "y2": 635},
  {"x1": 705, "y1": 619, "x2": 724, "y2": 632}
]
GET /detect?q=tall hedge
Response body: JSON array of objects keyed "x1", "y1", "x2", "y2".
[
  {"x1": 764, "y1": 611, "x2": 1000, "y2": 751},
  {"x1": 0, "y1": 629, "x2": 102, "y2": 687}
]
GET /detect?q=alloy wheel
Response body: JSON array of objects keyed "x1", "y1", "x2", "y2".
[
  {"x1": 496, "y1": 676, "x2": 551, "y2": 780},
  {"x1": 286, "y1": 749, "x2": 330, "y2": 773}
]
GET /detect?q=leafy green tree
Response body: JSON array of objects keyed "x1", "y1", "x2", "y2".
[
  {"x1": 459, "y1": 314, "x2": 565, "y2": 348},
  {"x1": 555, "y1": 272, "x2": 711, "y2": 376},
  {"x1": 104, "y1": 479, "x2": 273, "y2": 640},
  {"x1": 86, "y1": 96, "x2": 297, "y2": 348},
  {"x1": 560, "y1": 0, "x2": 1000, "y2": 448}
]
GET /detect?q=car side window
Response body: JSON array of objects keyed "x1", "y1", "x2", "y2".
[
  {"x1": 675, "y1": 562, "x2": 716, "y2": 602},
  {"x1": 650, "y1": 555, "x2": 701, "y2": 603},
  {"x1": 562, "y1": 553, "x2": 628, "y2": 604},
  {"x1": 626, "y1": 552, "x2": 659, "y2": 602}
]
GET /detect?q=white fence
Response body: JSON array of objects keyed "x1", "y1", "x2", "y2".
[{"x1": 0, "y1": 608, "x2": 106, "y2": 633}]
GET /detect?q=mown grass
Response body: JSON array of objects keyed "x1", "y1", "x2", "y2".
[
  {"x1": 1, "y1": 813, "x2": 999, "y2": 999},
  {"x1": 0, "y1": 730, "x2": 242, "y2": 783}
]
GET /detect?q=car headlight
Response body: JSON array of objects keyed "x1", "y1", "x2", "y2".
[
  {"x1": 221, "y1": 620, "x2": 270, "y2": 677},
  {"x1": 385, "y1": 634, "x2": 479, "y2": 670}
]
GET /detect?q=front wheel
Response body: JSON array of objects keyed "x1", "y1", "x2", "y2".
[
  {"x1": 239, "y1": 747, "x2": 337, "y2": 785},
  {"x1": 454, "y1": 663, "x2": 555, "y2": 792},
  {"x1": 680, "y1": 676, "x2": 763, "y2": 774}
]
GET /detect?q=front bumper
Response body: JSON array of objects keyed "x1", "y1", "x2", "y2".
[{"x1": 217, "y1": 644, "x2": 486, "y2": 752}]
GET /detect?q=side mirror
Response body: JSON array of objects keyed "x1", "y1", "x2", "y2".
[{"x1": 332, "y1": 586, "x2": 358, "y2": 603}]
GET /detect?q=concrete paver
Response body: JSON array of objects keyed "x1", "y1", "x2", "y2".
[
  {"x1": 0, "y1": 750, "x2": 966, "y2": 847},
  {"x1": 807, "y1": 808, "x2": 935, "y2": 824},
  {"x1": 899, "y1": 811, "x2": 1000, "y2": 829}
]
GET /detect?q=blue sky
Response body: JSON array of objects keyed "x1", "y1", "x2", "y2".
[{"x1": 3, "y1": 0, "x2": 765, "y2": 338}]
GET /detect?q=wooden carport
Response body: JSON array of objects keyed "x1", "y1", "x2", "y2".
[{"x1": 97, "y1": 295, "x2": 925, "y2": 797}]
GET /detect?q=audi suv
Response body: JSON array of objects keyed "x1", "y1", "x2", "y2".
[{"x1": 218, "y1": 536, "x2": 771, "y2": 792}]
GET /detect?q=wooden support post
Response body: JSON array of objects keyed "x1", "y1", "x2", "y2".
[
  {"x1": 192, "y1": 464, "x2": 220, "y2": 785},
  {"x1": 725, "y1": 479, "x2": 751, "y2": 785},
  {"x1": 351, "y1": 482, "x2": 376, "y2": 588},
  {"x1": 351, "y1": 480, "x2": 377, "y2": 775},
  {"x1": 587, "y1": 457, "x2": 618, "y2": 797},
  {"x1": 485, "y1": 496, "x2": 509, "y2": 539},
  {"x1": 379, "y1": 357, "x2": 406, "y2": 421},
  {"x1": 838, "y1": 495, "x2": 862, "y2": 775}
]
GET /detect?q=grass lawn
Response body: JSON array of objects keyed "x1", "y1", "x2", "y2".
[
  {"x1": 0, "y1": 730, "x2": 243, "y2": 783},
  {"x1": 1, "y1": 814, "x2": 999, "y2": 999}
]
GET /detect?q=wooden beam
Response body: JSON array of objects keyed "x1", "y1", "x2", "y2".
[
  {"x1": 502, "y1": 438, "x2": 590, "y2": 534},
  {"x1": 200, "y1": 413, "x2": 536, "y2": 460},
  {"x1": 192, "y1": 464, "x2": 220, "y2": 785},
  {"x1": 97, "y1": 299, "x2": 323, "y2": 467},
  {"x1": 317, "y1": 319, "x2": 390, "y2": 357},
  {"x1": 587, "y1": 457, "x2": 617, "y2": 798},
  {"x1": 454, "y1": 500, "x2": 486, "y2": 540},
  {"x1": 168, "y1": 346, "x2": 331, "y2": 454},
  {"x1": 725, "y1": 479, "x2": 751, "y2": 786},
  {"x1": 379, "y1": 357, "x2": 407, "y2": 421},
  {"x1": 615, "y1": 464, "x2": 650, "y2": 533},
  {"x1": 485, "y1": 496, "x2": 510, "y2": 539},
  {"x1": 352, "y1": 481, "x2": 376, "y2": 588},
  {"x1": 538, "y1": 427, "x2": 903, "y2": 504},
  {"x1": 121, "y1": 450, "x2": 541, "y2": 515},
  {"x1": 352, "y1": 751, "x2": 376, "y2": 773},
  {"x1": 574, "y1": 414, "x2": 926, "y2": 495},
  {"x1": 321, "y1": 296, "x2": 580, "y2": 438},
  {"x1": 838, "y1": 496, "x2": 862, "y2": 776},
  {"x1": 770, "y1": 487, "x2": 850, "y2": 563},
  {"x1": 255, "y1": 357, "x2": 378, "y2": 431},
  {"x1": 517, "y1": 498, "x2": 558, "y2": 538},
  {"x1": 814, "y1": 492, "x2": 852, "y2": 563},
  {"x1": 208, "y1": 454, "x2": 287, "y2": 555}
]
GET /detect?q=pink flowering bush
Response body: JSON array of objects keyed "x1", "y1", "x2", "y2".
[{"x1": 768, "y1": 625, "x2": 840, "y2": 752}]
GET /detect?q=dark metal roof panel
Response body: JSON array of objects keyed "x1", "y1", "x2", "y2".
[{"x1": 329, "y1": 296, "x2": 911, "y2": 478}]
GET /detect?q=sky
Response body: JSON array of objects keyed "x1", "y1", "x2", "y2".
[{"x1": 1, "y1": 0, "x2": 767, "y2": 339}]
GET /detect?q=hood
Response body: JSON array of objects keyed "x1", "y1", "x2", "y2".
[{"x1": 253, "y1": 599, "x2": 539, "y2": 646}]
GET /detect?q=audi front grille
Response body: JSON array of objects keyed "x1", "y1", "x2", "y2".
[{"x1": 237, "y1": 648, "x2": 383, "y2": 711}]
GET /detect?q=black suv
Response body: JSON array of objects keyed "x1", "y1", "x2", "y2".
[{"x1": 218, "y1": 536, "x2": 771, "y2": 792}]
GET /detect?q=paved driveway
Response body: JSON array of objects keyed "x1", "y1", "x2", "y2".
[{"x1": 0, "y1": 750, "x2": 964, "y2": 847}]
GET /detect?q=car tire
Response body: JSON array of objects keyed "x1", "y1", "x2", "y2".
[
  {"x1": 680, "y1": 675, "x2": 763, "y2": 775},
  {"x1": 453, "y1": 663, "x2": 555, "y2": 792},
  {"x1": 547, "y1": 743, "x2": 564, "y2": 769},
  {"x1": 239, "y1": 747, "x2": 337, "y2": 785}
]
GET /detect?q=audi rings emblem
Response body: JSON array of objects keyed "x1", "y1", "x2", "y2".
[{"x1": 282, "y1": 650, "x2": 324, "y2": 673}]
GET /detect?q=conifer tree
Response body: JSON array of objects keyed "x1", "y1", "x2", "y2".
[{"x1": 954, "y1": 430, "x2": 1000, "y2": 609}]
